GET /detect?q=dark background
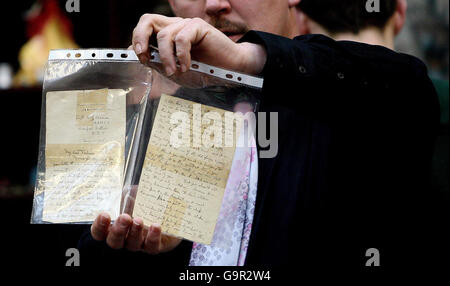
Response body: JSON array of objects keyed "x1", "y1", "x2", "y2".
[
  {"x1": 0, "y1": 1, "x2": 172, "y2": 184},
  {"x1": 0, "y1": 0, "x2": 448, "y2": 272},
  {"x1": 0, "y1": 0, "x2": 173, "y2": 269}
]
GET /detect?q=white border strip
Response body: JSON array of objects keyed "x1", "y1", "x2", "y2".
[
  {"x1": 150, "y1": 50, "x2": 264, "y2": 89},
  {"x1": 49, "y1": 49, "x2": 139, "y2": 61},
  {"x1": 48, "y1": 49, "x2": 264, "y2": 89}
]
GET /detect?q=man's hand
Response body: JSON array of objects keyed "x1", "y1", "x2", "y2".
[
  {"x1": 132, "y1": 14, "x2": 266, "y2": 76},
  {"x1": 90, "y1": 213, "x2": 182, "y2": 254}
]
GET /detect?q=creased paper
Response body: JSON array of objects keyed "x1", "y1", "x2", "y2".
[
  {"x1": 134, "y1": 94, "x2": 240, "y2": 244},
  {"x1": 43, "y1": 88, "x2": 126, "y2": 223}
]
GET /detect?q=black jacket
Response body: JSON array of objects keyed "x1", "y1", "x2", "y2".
[{"x1": 79, "y1": 31, "x2": 443, "y2": 270}]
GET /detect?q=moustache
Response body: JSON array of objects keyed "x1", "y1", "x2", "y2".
[{"x1": 210, "y1": 17, "x2": 249, "y2": 35}]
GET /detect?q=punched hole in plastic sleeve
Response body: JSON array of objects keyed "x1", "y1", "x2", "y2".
[
  {"x1": 148, "y1": 45, "x2": 264, "y2": 89},
  {"x1": 48, "y1": 49, "x2": 140, "y2": 61},
  {"x1": 50, "y1": 48, "x2": 263, "y2": 89},
  {"x1": 31, "y1": 49, "x2": 152, "y2": 224}
]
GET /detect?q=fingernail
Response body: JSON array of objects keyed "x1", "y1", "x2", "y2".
[
  {"x1": 135, "y1": 43, "x2": 142, "y2": 54},
  {"x1": 133, "y1": 220, "x2": 141, "y2": 227},
  {"x1": 119, "y1": 217, "x2": 129, "y2": 230},
  {"x1": 139, "y1": 55, "x2": 149, "y2": 65},
  {"x1": 180, "y1": 64, "x2": 187, "y2": 73},
  {"x1": 99, "y1": 215, "x2": 107, "y2": 226},
  {"x1": 165, "y1": 66, "x2": 174, "y2": 76}
]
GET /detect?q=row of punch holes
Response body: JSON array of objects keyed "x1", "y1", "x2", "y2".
[
  {"x1": 190, "y1": 63, "x2": 242, "y2": 82},
  {"x1": 65, "y1": 52, "x2": 129, "y2": 59},
  {"x1": 149, "y1": 53, "x2": 242, "y2": 82}
]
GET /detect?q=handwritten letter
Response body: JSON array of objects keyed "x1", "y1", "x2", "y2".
[
  {"x1": 43, "y1": 89, "x2": 126, "y2": 223},
  {"x1": 134, "y1": 94, "x2": 239, "y2": 244}
]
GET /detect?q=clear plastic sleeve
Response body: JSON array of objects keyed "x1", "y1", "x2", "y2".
[
  {"x1": 121, "y1": 48, "x2": 262, "y2": 244},
  {"x1": 31, "y1": 47, "x2": 263, "y2": 244},
  {"x1": 31, "y1": 49, "x2": 152, "y2": 224}
]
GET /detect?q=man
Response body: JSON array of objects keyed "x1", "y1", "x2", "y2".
[
  {"x1": 80, "y1": 0, "x2": 302, "y2": 268},
  {"x1": 82, "y1": 0, "x2": 442, "y2": 269}
]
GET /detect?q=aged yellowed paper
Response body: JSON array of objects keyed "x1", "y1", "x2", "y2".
[
  {"x1": 134, "y1": 94, "x2": 239, "y2": 244},
  {"x1": 43, "y1": 88, "x2": 126, "y2": 223}
]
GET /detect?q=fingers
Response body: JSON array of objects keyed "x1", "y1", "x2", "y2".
[
  {"x1": 157, "y1": 29, "x2": 177, "y2": 76},
  {"x1": 172, "y1": 18, "x2": 211, "y2": 72},
  {"x1": 132, "y1": 14, "x2": 155, "y2": 59},
  {"x1": 106, "y1": 214, "x2": 133, "y2": 249},
  {"x1": 174, "y1": 24, "x2": 196, "y2": 73},
  {"x1": 157, "y1": 19, "x2": 191, "y2": 76},
  {"x1": 91, "y1": 213, "x2": 167, "y2": 254},
  {"x1": 143, "y1": 224, "x2": 162, "y2": 254},
  {"x1": 157, "y1": 18, "x2": 207, "y2": 76},
  {"x1": 131, "y1": 14, "x2": 246, "y2": 75},
  {"x1": 124, "y1": 218, "x2": 144, "y2": 252},
  {"x1": 132, "y1": 14, "x2": 182, "y2": 64},
  {"x1": 91, "y1": 213, "x2": 111, "y2": 241},
  {"x1": 132, "y1": 14, "x2": 208, "y2": 76}
]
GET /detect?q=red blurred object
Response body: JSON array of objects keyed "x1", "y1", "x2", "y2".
[
  {"x1": 13, "y1": 0, "x2": 78, "y2": 87},
  {"x1": 26, "y1": 0, "x2": 74, "y2": 39}
]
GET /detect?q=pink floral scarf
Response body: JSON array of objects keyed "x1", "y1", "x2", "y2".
[{"x1": 189, "y1": 117, "x2": 258, "y2": 266}]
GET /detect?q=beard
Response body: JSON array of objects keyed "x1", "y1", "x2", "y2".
[{"x1": 209, "y1": 17, "x2": 249, "y2": 41}]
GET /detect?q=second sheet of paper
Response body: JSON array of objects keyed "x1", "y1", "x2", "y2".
[{"x1": 134, "y1": 94, "x2": 238, "y2": 245}]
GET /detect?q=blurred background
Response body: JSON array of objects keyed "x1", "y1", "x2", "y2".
[{"x1": 0, "y1": 0, "x2": 447, "y2": 268}]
